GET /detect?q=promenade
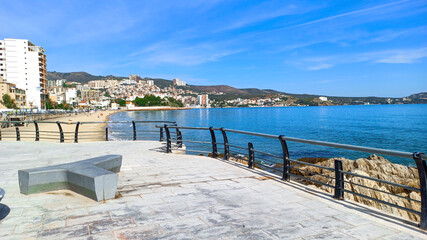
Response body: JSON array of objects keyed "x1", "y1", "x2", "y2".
[{"x1": 0, "y1": 141, "x2": 426, "y2": 239}]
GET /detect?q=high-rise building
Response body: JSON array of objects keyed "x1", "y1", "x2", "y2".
[
  {"x1": 0, "y1": 38, "x2": 47, "y2": 109},
  {"x1": 197, "y1": 94, "x2": 209, "y2": 107}
]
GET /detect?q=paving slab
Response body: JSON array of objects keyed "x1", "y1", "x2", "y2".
[{"x1": 0, "y1": 141, "x2": 426, "y2": 239}]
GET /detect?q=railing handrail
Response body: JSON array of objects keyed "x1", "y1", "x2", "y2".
[
  {"x1": 157, "y1": 124, "x2": 427, "y2": 230},
  {"x1": 0, "y1": 120, "x2": 176, "y2": 124},
  {"x1": 1, "y1": 120, "x2": 426, "y2": 229},
  {"x1": 0, "y1": 120, "x2": 176, "y2": 143},
  {"x1": 157, "y1": 125, "x2": 426, "y2": 161}
]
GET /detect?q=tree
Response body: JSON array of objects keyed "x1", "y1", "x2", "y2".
[
  {"x1": 1, "y1": 94, "x2": 17, "y2": 109},
  {"x1": 45, "y1": 95, "x2": 56, "y2": 109},
  {"x1": 114, "y1": 98, "x2": 126, "y2": 106},
  {"x1": 132, "y1": 95, "x2": 184, "y2": 107},
  {"x1": 296, "y1": 98, "x2": 318, "y2": 106}
]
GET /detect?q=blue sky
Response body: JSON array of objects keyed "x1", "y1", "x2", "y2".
[{"x1": 1, "y1": 0, "x2": 426, "y2": 97}]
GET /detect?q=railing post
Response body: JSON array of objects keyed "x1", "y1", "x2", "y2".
[
  {"x1": 74, "y1": 122, "x2": 80, "y2": 143},
  {"x1": 105, "y1": 127, "x2": 109, "y2": 141},
  {"x1": 334, "y1": 160, "x2": 344, "y2": 200},
  {"x1": 220, "y1": 128, "x2": 229, "y2": 160},
  {"x1": 248, "y1": 142, "x2": 254, "y2": 168},
  {"x1": 0, "y1": 128, "x2": 2, "y2": 141},
  {"x1": 164, "y1": 125, "x2": 171, "y2": 153},
  {"x1": 209, "y1": 127, "x2": 217, "y2": 158},
  {"x1": 279, "y1": 135, "x2": 290, "y2": 181},
  {"x1": 33, "y1": 121, "x2": 39, "y2": 141},
  {"x1": 176, "y1": 128, "x2": 182, "y2": 148},
  {"x1": 413, "y1": 152, "x2": 427, "y2": 230},
  {"x1": 15, "y1": 127, "x2": 20, "y2": 141},
  {"x1": 160, "y1": 127, "x2": 164, "y2": 142},
  {"x1": 56, "y1": 121, "x2": 64, "y2": 143},
  {"x1": 132, "y1": 120, "x2": 136, "y2": 141}
]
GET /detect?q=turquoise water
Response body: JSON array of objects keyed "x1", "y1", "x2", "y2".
[{"x1": 109, "y1": 104, "x2": 427, "y2": 166}]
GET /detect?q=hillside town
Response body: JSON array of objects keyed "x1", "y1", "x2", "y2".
[
  {"x1": 45, "y1": 76, "x2": 211, "y2": 110},
  {"x1": 0, "y1": 38, "x2": 425, "y2": 112}
]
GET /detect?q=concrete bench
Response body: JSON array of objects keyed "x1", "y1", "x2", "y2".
[{"x1": 18, "y1": 155, "x2": 122, "y2": 201}]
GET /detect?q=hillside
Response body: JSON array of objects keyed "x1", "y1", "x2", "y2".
[
  {"x1": 408, "y1": 92, "x2": 427, "y2": 104},
  {"x1": 47, "y1": 71, "x2": 287, "y2": 99},
  {"x1": 47, "y1": 71, "x2": 126, "y2": 83},
  {"x1": 46, "y1": 71, "x2": 424, "y2": 104}
]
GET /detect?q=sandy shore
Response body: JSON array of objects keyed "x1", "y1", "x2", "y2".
[
  {"x1": 2, "y1": 107, "x2": 191, "y2": 142},
  {"x1": 1, "y1": 110, "x2": 119, "y2": 142}
]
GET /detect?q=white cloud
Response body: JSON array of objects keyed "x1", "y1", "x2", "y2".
[
  {"x1": 218, "y1": 2, "x2": 309, "y2": 31},
  {"x1": 286, "y1": 0, "x2": 410, "y2": 29},
  {"x1": 298, "y1": 47, "x2": 427, "y2": 70},
  {"x1": 374, "y1": 48, "x2": 427, "y2": 63},
  {"x1": 307, "y1": 63, "x2": 334, "y2": 70},
  {"x1": 130, "y1": 42, "x2": 245, "y2": 66}
]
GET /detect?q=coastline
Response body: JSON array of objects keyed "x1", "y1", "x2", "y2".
[
  {"x1": 125, "y1": 106, "x2": 193, "y2": 111},
  {"x1": 2, "y1": 110, "x2": 119, "y2": 142}
]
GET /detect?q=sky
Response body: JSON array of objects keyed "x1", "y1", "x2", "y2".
[{"x1": 0, "y1": 0, "x2": 426, "y2": 97}]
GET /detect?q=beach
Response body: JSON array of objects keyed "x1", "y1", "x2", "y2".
[{"x1": 1, "y1": 110, "x2": 119, "y2": 143}]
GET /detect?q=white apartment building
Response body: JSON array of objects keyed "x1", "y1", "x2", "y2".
[
  {"x1": 47, "y1": 79, "x2": 66, "y2": 87},
  {"x1": 76, "y1": 84, "x2": 90, "y2": 91},
  {"x1": 146, "y1": 80, "x2": 154, "y2": 86},
  {"x1": 121, "y1": 79, "x2": 137, "y2": 85},
  {"x1": 197, "y1": 94, "x2": 209, "y2": 107},
  {"x1": 0, "y1": 38, "x2": 47, "y2": 109},
  {"x1": 65, "y1": 88, "x2": 77, "y2": 104},
  {"x1": 88, "y1": 79, "x2": 119, "y2": 89}
]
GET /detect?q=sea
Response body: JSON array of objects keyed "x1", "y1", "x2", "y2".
[{"x1": 108, "y1": 104, "x2": 427, "y2": 166}]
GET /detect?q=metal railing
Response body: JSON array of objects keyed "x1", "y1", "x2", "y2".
[
  {"x1": 156, "y1": 124, "x2": 427, "y2": 230},
  {"x1": 1, "y1": 120, "x2": 426, "y2": 230},
  {"x1": 0, "y1": 120, "x2": 176, "y2": 142}
]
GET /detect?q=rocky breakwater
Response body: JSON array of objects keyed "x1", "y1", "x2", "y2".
[{"x1": 291, "y1": 155, "x2": 421, "y2": 221}]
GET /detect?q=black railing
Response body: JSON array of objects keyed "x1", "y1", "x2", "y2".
[
  {"x1": 156, "y1": 124, "x2": 427, "y2": 230},
  {"x1": 1, "y1": 120, "x2": 426, "y2": 230},
  {"x1": 0, "y1": 120, "x2": 176, "y2": 143}
]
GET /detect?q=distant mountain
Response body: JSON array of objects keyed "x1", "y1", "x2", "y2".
[
  {"x1": 47, "y1": 71, "x2": 126, "y2": 83},
  {"x1": 408, "y1": 92, "x2": 427, "y2": 104},
  {"x1": 189, "y1": 85, "x2": 278, "y2": 95},
  {"x1": 47, "y1": 71, "x2": 425, "y2": 104}
]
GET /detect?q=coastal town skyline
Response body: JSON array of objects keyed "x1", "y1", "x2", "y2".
[{"x1": 1, "y1": 0, "x2": 426, "y2": 98}]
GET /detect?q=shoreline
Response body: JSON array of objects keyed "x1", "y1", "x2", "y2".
[
  {"x1": 125, "y1": 106, "x2": 193, "y2": 111},
  {"x1": 2, "y1": 110, "x2": 119, "y2": 142}
]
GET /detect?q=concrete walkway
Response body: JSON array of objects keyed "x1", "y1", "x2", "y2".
[{"x1": 0, "y1": 141, "x2": 426, "y2": 239}]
